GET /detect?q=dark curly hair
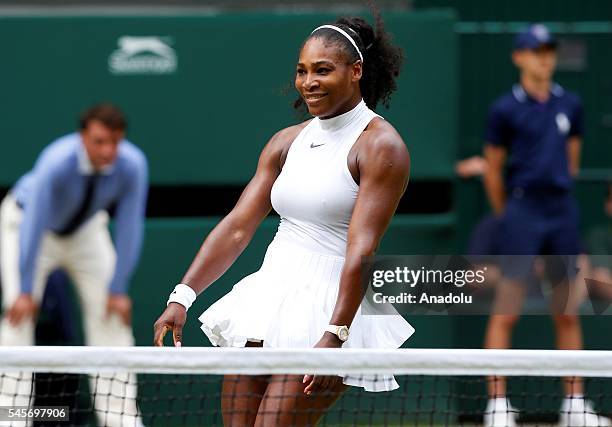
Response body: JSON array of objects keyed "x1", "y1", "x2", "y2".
[{"x1": 294, "y1": 4, "x2": 403, "y2": 112}]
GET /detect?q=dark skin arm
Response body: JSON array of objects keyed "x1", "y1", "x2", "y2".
[
  {"x1": 303, "y1": 118, "x2": 410, "y2": 394},
  {"x1": 153, "y1": 123, "x2": 306, "y2": 347}
]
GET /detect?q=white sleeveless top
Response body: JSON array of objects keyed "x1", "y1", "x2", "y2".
[
  {"x1": 270, "y1": 99, "x2": 379, "y2": 256},
  {"x1": 201, "y1": 100, "x2": 415, "y2": 380}
]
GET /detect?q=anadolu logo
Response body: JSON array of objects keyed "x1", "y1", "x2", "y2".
[{"x1": 108, "y1": 36, "x2": 177, "y2": 75}]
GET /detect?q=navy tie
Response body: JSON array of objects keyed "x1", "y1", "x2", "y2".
[{"x1": 57, "y1": 174, "x2": 99, "y2": 236}]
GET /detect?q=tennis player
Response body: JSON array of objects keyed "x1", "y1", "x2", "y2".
[{"x1": 154, "y1": 10, "x2": 414, "y2": 427}]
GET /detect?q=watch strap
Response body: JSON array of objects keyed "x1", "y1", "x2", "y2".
[{"x1": 325, "y1": 324, "x2": 349, "y2": 341}]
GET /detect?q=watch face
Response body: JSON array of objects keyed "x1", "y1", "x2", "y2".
[{"x1": 338, "y1": 327, "x2": 349, "y2": 341}]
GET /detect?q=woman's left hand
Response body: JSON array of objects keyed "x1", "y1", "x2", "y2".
[{"x1": 302, "y1": 332, "x2": 344, "y2": 395}]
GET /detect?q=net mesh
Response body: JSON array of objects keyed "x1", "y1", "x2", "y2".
[{"x1": 1, "y1": 347, "x2": 612, "y2": 426}]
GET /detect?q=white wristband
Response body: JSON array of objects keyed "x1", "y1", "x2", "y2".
[{"x1": 167, "y1": 283, "x2": 197, "y2": 311}]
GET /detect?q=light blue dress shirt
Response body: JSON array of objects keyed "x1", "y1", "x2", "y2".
[{"x1": 12, "y1": 132, "x2": 148, "y2": 295}]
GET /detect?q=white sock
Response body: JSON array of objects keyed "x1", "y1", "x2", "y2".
[{"x1": 488, "y1": 397, "x2": 511, "y2": 409}]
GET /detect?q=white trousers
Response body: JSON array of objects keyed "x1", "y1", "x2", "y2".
[{"x1": 0, "y1": 195, "x2": 142, "y2": 427}]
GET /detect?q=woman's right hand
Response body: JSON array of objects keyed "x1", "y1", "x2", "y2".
[{"x1": 153, "y1": 302, "x2": 187, "y2": 347}]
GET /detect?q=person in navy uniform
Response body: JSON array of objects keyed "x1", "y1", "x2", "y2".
[{"x1": 481, "y1": 24, "x2": 610, "y2": 427}]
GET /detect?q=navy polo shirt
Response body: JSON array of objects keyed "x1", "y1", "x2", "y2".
[{"x1": 485, "y1": 84, "x2": 583, "y2": 192}]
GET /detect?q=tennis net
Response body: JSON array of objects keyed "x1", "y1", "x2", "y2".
[{"x1": 1, "y1": 347, "x2": 612, "y2": 426}]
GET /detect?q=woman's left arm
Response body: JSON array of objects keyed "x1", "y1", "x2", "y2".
[{"x1": 323, "y1": 128, "x2": 410, "y2": 347}]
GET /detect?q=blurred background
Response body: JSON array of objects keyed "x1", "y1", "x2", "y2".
[{"x1": 0, "y1": 0, "x2": 611, "y2": 352}]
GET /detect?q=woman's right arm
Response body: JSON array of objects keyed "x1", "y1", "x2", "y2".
[{"x1": 154, "y1": 125, "x2": 301, "y2": 346}]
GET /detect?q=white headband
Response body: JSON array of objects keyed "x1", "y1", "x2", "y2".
[{"x1": 311, "y1": 24, "x2": 364, "y2": 63}]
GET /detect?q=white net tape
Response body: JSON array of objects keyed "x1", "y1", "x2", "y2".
[{"x1": 2, "y1": 347, "x2": 612, "y2": 377}]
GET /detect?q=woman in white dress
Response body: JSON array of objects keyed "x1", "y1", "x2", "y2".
[{"x1": 154, "y1": 9, "x2": 414, "y2": 427}]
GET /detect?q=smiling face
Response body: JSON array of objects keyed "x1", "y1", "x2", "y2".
[{"x1": 295, "y1": 37, "x2": 363, "y2": 119}]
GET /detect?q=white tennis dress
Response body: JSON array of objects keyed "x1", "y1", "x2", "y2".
[{"x1": 199, "y1": 99, "x2": 415, "y2": 391}]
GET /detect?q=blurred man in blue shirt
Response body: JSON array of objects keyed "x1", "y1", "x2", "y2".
[
  {"x1": 0, "y1": 103, "x2": 147, "y2": 427},
  {"x1": 481, "y1": 24, "x2": 610, "y2": 427}
]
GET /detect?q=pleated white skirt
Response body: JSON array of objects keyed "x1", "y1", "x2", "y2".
[{"x1": 199, "y1": 238, "x2": 415, "y2": 392}]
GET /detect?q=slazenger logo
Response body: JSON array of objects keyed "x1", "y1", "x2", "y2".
[{"x1": 108, "y1": 36, "x2": 177, "y2": 75}]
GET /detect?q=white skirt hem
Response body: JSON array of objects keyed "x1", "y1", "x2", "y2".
[{"x1": 198, "y1": 239, "x2": 415, "y2": 392}]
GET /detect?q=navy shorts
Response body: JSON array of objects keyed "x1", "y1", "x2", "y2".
[
  {"x1": 467, "y1": 214, "x2": 501, "y2": 257},
  {"x1": 497, "y1": 188, "x2": 580, "y2": 281}
]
